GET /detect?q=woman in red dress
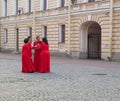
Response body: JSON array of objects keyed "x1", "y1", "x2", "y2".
[
  {"x1": 22, "y1": 36, "x2": 35, "y2": 73},
  {"x1": 33, "y1": 36, "x2": 41, "y2": 71},
  {"x1": 38, "y1": 37, "x2": 50, "y2": 73}
]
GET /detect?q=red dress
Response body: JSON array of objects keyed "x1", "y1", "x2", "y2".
[
  {"x1": 22, "y1": 43, "x2": 35, "y2": 73},
  {"x1": 33, "y1": 41, "x2": 41, "y2": 71},
  {"x1": 38, "y1": 42, "x2": 50, "y2": 73}
]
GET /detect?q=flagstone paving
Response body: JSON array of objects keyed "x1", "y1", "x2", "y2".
[{"x1": 0, "y1": 53, "x2": 120, "y2": 101}]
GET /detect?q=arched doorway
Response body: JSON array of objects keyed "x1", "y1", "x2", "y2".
[
  {"x1": 88, "y1": 23, "x2": 101, "y2": 59},
  {"x1": 79, "y1": 21, "x2": 101, "y2": 59}
]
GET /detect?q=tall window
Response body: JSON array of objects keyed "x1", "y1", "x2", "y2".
[
  {"x1": 71, "y1": 0, "x2": 77, "y2": 5},
  {"x1": 4, "y1": 29, "x2": 8, "y2": 43},
  {"x1": 25, "y1": 0, "x2": 32, "y2": 13},
  {"x1": 57, "y1": 0, "x2": 65, "y2": 7},
  {"x1": 61, "y1": 0, "x2": 65, "y2": 7},
  {"x1": 40, "y1": 0, "x2": 48, "y2": 10},
  {"x1": 29, "y1": 0, "x2": 31, "y2": 12},
  {"x1": 28, "y1": 27, "x2": 32, "y2": 36},
  {"x1": 59, "y1": 25, "x2": 65, "y2": 43},
  {"x1": 42, "y1": 26, "x2": 47, "y2": 38},
  {"x1": 4, "y1": 0, "x2": 7, "y2": 16},
  {"x1": 16, "y1": 0, "x2": 18, "y2": 14},
  {"x1": 43, "y1": 0, "x2": 47, "y2": 10},
  {"x1": 88, "y1": 0, "x2": 95, "y2": 2}
]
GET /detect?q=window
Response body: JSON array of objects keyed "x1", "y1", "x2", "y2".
[
  {"x1": 4, "y1": 29, "x2": 8, "y2": 43},
  {"x1": 42, "y1": 26, "x2": 47, "y2": 38},
  {"x1": 59, "y1": 25, "x2": 65, "y2": 43},
  {"x1": 4, "y1": 0, "x2": 7, "y2": 16},
  {"x1": 43, "y1": 0, "x2": 47, "y2": 10},
  {"x1": 61, "y1": 0, "x2": 65, "y2": 7},
  {"x1": 28, "y1": 0, "x2": 31, "y2": 12},
  {"x1": 40, "y1": 0, "x2": 48, "y2": 10},
  {"x1": 16, "y1": 0, "x2": 18, "y2": 14},
  {"x1": 25, "y1": 0, "x2": 32, "y2": 13},
  {"x1": 88, "y1": 0, "x2": 95, "y2": 2},
  {"x1": 28, "y1": 27, "x2": 32, "y2": 36},
  {"x1": 57, "y1": 0, "x2": 66, "y2": 7},
  {"x1": 71, "y1": 0, "x2": 77, "y2": 5}
]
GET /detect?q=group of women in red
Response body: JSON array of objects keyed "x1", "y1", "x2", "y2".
[{"x1": 22, "y1": 36, "x2": 50, "y2": 73}]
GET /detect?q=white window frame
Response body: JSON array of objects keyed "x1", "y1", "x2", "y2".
[
  {"x1": 83, "y1": 0, "x2": 88, "y2": 3},
  {"x1": 4, "y1": 29, "x2": 8, "y2": 43},
  {"x1": 28, "y1": 27, "x2": 32, "y2": 36},
  {"x1": 59, "y1": 25, "x2": 62, "y2": 43},
  {"x1": 41, "y1": 26, "x2": 47, "y2": 38},
  {"x1": 13, "y1": 0, "x2": 19, "y2": 15},
  {"x1": 57, "y1": 0, "x2": 66, "y2": 7},
  {"x1": 40, "y1": 0, "x2": 48, "y2": 10},
  {"x1": 59, "y1": 24, "x2": 65, "y2": 43},
  {"x1": 25, "y1": 0, "x2": 29, "y2": 13},
  {"x1": 3, "y1": 0, "x2": 7, "y2": 16}
]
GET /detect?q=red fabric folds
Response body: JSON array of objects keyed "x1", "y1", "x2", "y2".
[
  {"x1": 22, "y1": 43, "x2": 35, "y2": 73},
  {"x1": 33, "y1": 41, "x2": 41, "y2": 71},
  {"x1": 38, "y1": 42, "x2": 50, "y2": 73}
]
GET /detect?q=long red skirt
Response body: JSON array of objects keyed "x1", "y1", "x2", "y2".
[
  {"x1": 22, "y1": 53, "x2": 35, "y2": 73},
  {"x1": 38, "y1": 51, "x2": 50, "y2": 73},
  {"x1": 34, "y1": 52, "x2": 40, "y2": 71}
]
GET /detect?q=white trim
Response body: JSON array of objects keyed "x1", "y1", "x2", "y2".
[
  {"x1": 59, "y1": 25, "x2": 62, "y2": 42},
  {"x1": 0, "y1": 8, "x2": 110, "y2": 24},
  {"x1": 40, "y1": 0, "x2": 43, "y2": 10},
  {"x1": 88, "y1": 14, "x2": 91, "y2": 21},
  {"x1": 31, "y1": 0, "x2": 33, "y2": 12},
  {"x1": 28, "y1": 27, "x2": 32, "y2": 36},
  {"x1": 25, "y1": 0, "x2": 29, "y2": 13},
  {"x1": 83, "y1": 0, "x2": 88, "y2": 3},
  {"x1": 2, "y1": 0, "x2": 5, "y2": 16},
  {"x1": 57, "y1": 0, "x2": 60, "y2": 7},
  {"x1": 47, "y1": 0, "x2": 49, "y2": 9},
  {"x1": 41, "y1": 26, "x2": 45, "y2": 38},
  {"x1": 65, "y1": 0, "x2": 67, "y2": 6},
  {"x1": 80, "y1": 30, "x2": 83, "y2": 51},
  {"x1": 28, "y1": 27, "x2": 30, "y2": 36},
  {"x1": 13, "y1": 0, "x2": 16, "y2": 15}
]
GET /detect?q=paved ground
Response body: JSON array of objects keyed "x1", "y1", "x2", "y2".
[{"x1": 0, "y1": 53, "x2": 120, "y2": 101}]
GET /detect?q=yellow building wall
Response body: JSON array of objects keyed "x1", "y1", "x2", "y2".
[{"x1": 0, "y1": 0, "x2": 120, "y2": 60}]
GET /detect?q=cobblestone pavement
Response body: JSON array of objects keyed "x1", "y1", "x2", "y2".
[{"x1": 0, "y1": 53, "x2": 120, "y2": 101}]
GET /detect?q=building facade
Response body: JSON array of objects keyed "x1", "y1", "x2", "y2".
[{"x1": 0, "y1": 0, "x2": 120, "y2": 60}]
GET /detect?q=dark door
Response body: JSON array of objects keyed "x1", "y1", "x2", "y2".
[
  {"x1": 16, "y1": 28, "x2": 19, "y2": 52},
  {"x1": 88, "y1": 33, "x2": 101, "y2": 59}
]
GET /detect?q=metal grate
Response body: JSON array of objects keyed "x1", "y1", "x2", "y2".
[
  {"x1": 88, "y1": 33, "x2": 101, "y2": 59},
  {"x1": 92, "y1": 73, "x2": 107, "y2": 75}
]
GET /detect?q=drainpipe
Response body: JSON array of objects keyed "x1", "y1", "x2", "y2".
[
  {"x1": 67, "y1": 0, "x2": 71, "y2": 55},
  {"x1": 108, "y1": 0, "x2": 113, "y2": 60},
  {"x1": 33, "y1": 0, "x2": 36, "y2": 40}
]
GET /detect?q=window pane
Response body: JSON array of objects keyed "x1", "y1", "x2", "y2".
[
  {"x1": 28, "y1": 27, "x2": 32, "y2": 36},
  {"x1": 61, "y1": 0, "x2": 65, "y2": 7},
  {"x1": 4, "y1": 29, "x2": 8, "y2": 43},
  {"x1": 5, "y1": 0, "x2": 7, "y2": 16},
  {"x1": 29, "y1": 0, "x2": 31, "y2": 12},
  {"x1": 44, "y1": 0, "x2": 47, "y2": 10},
  {"x1": 88, "y1": 0, "x2": 95, "y2": 2},
  {"x1": 61, "y1": 25, "x2": 65, "y2": 43},
  {"x1": 44, "y1": 26, "x2": 47, "y2": 38}
]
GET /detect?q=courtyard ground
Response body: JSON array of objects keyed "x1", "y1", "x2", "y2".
[{"x1": 0, "y1": 53, "x2": 120, "y2": 101}]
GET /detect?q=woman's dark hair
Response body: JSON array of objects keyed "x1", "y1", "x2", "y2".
[
  {"x1": 27, "y1": 36, "x2": 32, "y2": 41},
  {"x1": 24, "y1": 38, "x2": 28, "y2": 44},
  {"x1": 36, "y1": 36, "x2": 40, "y2": 39},
  {"x1": 42, "y1": 37, "x2": 48, "y2": 44}
]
